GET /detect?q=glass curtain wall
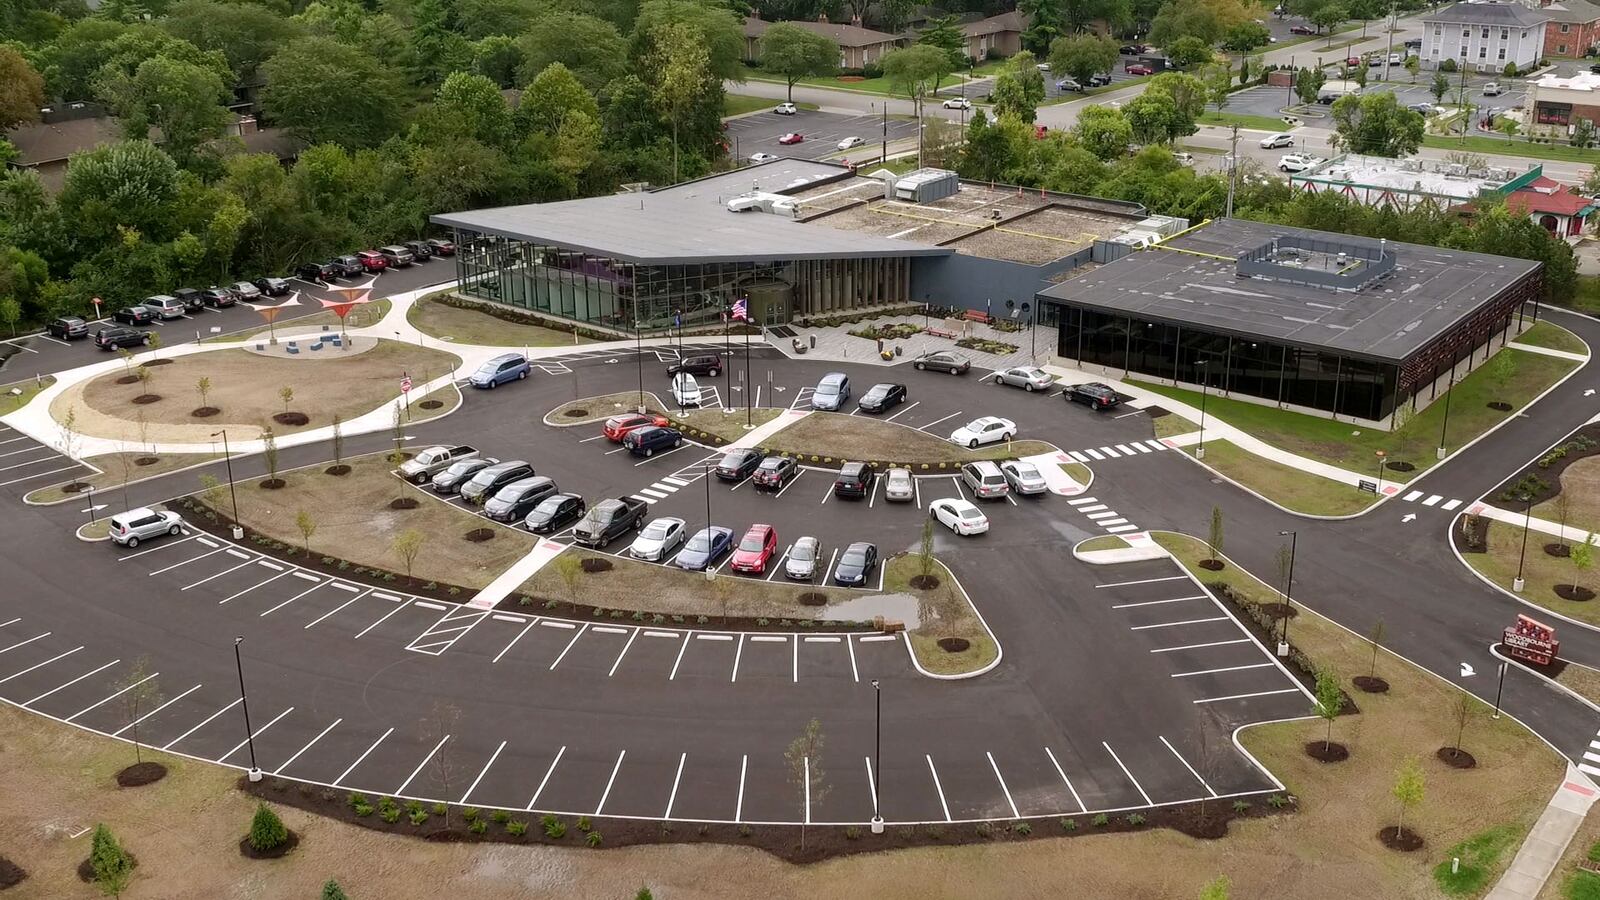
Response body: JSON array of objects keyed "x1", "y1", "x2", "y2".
[{"x1": 1055, "y1": 305, "x2": 1401, "y2": 421}]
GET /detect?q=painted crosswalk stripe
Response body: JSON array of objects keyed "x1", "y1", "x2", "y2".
[
  {"x1": 653, "y1": 483, "x2": 680, "y2": 493},
  {"x1": 1099, "y1": 518, "x2": 1129, "y2": 527},
  {"x1": 1106, "y1": 524, "x2": 1140, "y2": 533},
  {"x1": 630, "y1": 494, "x2": 657, "y2": 504},
  {"x1": 1082, "y1": 448, "x2": 1105, "y2": 460},
  {"x1": 1098, "y1": 446, "x2": 1120, "y2": 457},
  {"x1": 640, "y1": 488, "x2": 668, "y2": 499},
  {"x1": 1069, "y1": 451, "x2": 1090, "y2": 462},
  {"x1": 1068, "y1": 497, "x2": 1097, "y2": 505},
  {"x1": 1403, "y1": 490, "x2": 1424, "y2": 502},
  {"x1": 1132, "y1": 443, "x2": 1153, "y2": 453},
  {"x1": 1584, "y1": 751, "x2": 1600, "y2": 764},
  {"x1": 1442, "y1": 499, "x2": 1463, "y2": 511},
  {"x1": 1086, "y1": 511, "x2": 1119, "y2": 520},
  {"x1": 1114, "y1": 444, "x2": 1136, "y2": 455},
  {"x1": 1422, "y1": 495, "x2": 1442, "y2": 506},
  {"x1": 1147, "y1": 440, "x2": 1168, "y2": 451},
  {"x1": 1581, "y1": 762, "x2": 1600, "y2": 778},
  {"x1": 1079, "y1": 504, "x2": 1108, "y2": 513}
]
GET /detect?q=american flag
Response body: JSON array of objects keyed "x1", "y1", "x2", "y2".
[{"x1": 731, "y1": 297, "x2": 749, "y2": 321}]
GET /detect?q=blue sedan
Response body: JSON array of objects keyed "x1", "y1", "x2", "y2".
[{"x1": 674, "y1": 526, "x2": 733, "y2": 571}]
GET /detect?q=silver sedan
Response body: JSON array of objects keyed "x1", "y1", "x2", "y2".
[
  {"x1": 999, "y1": 460, "x2": 1048, "y2": 495},
  {"x1": 884, "y1": 467, "x2": 914, "y2": 502},
  {"x1": 630, "y1": 516, "x2": 687, "y2": 561},
  {"x1": 993, "y1": 366, "x2": 1055, "y2": 392},
  {"x1": 786, "y1": 535, "x2": 820, "y2": 580}
]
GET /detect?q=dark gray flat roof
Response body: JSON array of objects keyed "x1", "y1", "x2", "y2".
[
  {"x1": 431, "y1": 159, "x2": 949, "y2": 264},
  {"x1": 1038, "y1": 218, "x2": 1540, "y2": 363}
]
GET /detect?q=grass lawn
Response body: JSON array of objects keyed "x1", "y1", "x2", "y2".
[
  {"x1": 1200, "y1": 110, "x2": 1289, "y2": 131},
  {"x1": 761, "y1": 411, "x2": 1056, "y2": 467},
  {"x1": 1155, "y1": 531, "x2": 1560, "y2": 899},
  {"x1": 65, "y1": 340, "x2": 461, "y2": 442},
  {"x1": 1461, "y1": 520, "x2": 1600, "y2": 628},
  {"x1": 1151, "y1": 411, "x2": 1199, "y2": 439},
  {"x1": 1533, "y1": 455, "x2": 1600, "y2": 533},
  {"x1": 1549, "y1": 832, "x2": 1600, "y2": 900},
  {"x1": 864, "y1": 156, "x2": 922, "y2": 174},
  {"x1": 1183, "y1": 439, "x2": 1378, "y2": 516},
  {"x1": 1423, "y1": 135, "x2": 1600, "y2": 163},
  {"x1": 888, "y1": 555, "x2": 998, "y2": 676},
  {"x1": 671, "y1": 406, "x2": 783, "y2": 442},
  {"x1": 1433, "y1": 824, "x2": 1523, "y2": 896},
  {"x1": 1569, "y1": 276, "x2": 1600, "y2": 317},
  {"x1": 1516, "y1": 321, "x2": 1588, "y2": 356},
  {"x1": 0, "y1": 374, "x2": 54, "y2": 413},
  {"x1": 25, "y1": 451, "x2": 221, "y2": 504},
  {"x1": 195, "y1": 451, "x2": 533, "y2": 591},
  {"x1": 547, "y1": 391, "x2": 663, "y2": 425},
  {"x1": 724, "y1": 93, "x2": 816, "y2": 117},
  {"x1": 1060, "y1": 461, "x2": 1092, "y2": 484},
  {"x1": 406, "y1": 295, "x2": 591, "y2": 347},
  {"x1": 1078, "y1": 535, "x2": 1131, "y2": 552},
  {"x1": 1550, "y1": 659, "x2": 1600, "y2": 717},
  {"x1": 1132, "y1": 347, "x2": 1577, "y2": 480}
]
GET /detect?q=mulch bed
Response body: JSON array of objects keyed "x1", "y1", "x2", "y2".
[
  {"x1": 1352, "y1": 675, "x2": 1390, "y2": 694},
  {"x1": 1208, "y1": 584, "x2": 1359, "y2": 713},
  {"x1": 420, "y1": 400, "x2": 444, "y2": 410},
  {"x1": 463, "y1": 528, "x2": 495, "y2": 543},
  {"x1": 1457, "y1": 514, "x2": 1490, "y2": 553},
  {"x1": 1489, "y1": 422, "x2": 1600, "y2": 507},
  {"x1": 799, "y1": 592, "x2": 828, "y2": 606},
  {"x1": 389, "y1": 498, "x2": 419, "y2": 510},
  {"x1": 580, "y1": 557, "x2": 614, "y2": 574},
  {"x1": 116, "y1": 761, "x2": 166, "y2": 787},
  {"x1": 1487, "y1": 401, "x2": 1513, "y2": 411},
  {"x1": 258, "y1": 478, "x2": 286, "y2": 490},
  {"x1": 76, "y1": 853, "x2": 136, "y2": 883},
  {"x1": 1384, "y1": 460, "x2": 1415, "y2": 472},
  {"x1": 909, "y1": 574, "x2": 941, "y2": 589},
  {"x1": 191, "y1": 406, "x2": 220, "y2": 418},
  {"x1": 937, "y1": 637, "x2": 971, "y2": 653},
  {"x1": 115, "y1": 374, "x2": 140, "y2": 385},
  {"x1": 563, "y1": 408, "x2": 589, "y2": 418},
  {"x1": 241, "y1": 775, "x2": 1296, "y2": 863},
  {"x1": 1556, "y1": 584, "x2": 1596, "y2": 602},
  {"x1": 134, "y1": 456, "x2": 159, "y2": 466},
  {"x1": 324, "y1": 465, "x2": 351, "y2": 476},
  {"x1": 1259, "y1": 602, "x2": 1297, "y2": 621},
  {"x1": 60, "y1": 482, "x2": 88, "y2": 494},
  {"x1": 1304, "y1": 741, "x2": 1349, "y2": 763},
  {"x1": 1436, "y1": 747, "x2": 1477, "y2": 769},
  {"x1": 273, "y1": 412, "x2": 309, "y2": 426},
  {"x1": 131, "y1": 394, "x2": 161, "y2": 405},
  {"x1": 238, "y1": 831, "x2": 299, "y2": 860},
  {"x1": 0, "y1": 855, "x2": 27, "y2": 889},
  {"x1": 1547, "y1": 543, "x2": 1573, "y2": 558},
  {"x1": 1198, "y1": 559, "x2": 1225, "y2": 571},
  {"x1": 1378, "y1": 826, "x2": 1424, "y2": 852},
  {"x1": 141, "y1": 358, "x2": 173, "y2": 367}
]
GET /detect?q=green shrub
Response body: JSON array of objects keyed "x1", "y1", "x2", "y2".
[
  {"x1": 545, "y1": 599, "x2": 559, "y2": 609},
  {"x1": 844, "y1": 825, "x2": 863, "y2": 840},
  {"x1": 1060, "y1": 817, "x2": 1077, "y2": 831},
  {"x1": 352, "y1": 801, "x2": 375, "y2": 817},
  {"x1": 1092, "y1": 813, "x2": 1109, "y2": 827},
  {"x1": 1233, "y1": 799, "x2": 1251, "y2": 812},
  {"x1": 468, "y1": 818, "x2": 488, "y2": 834},
  {"x1": 249, "y1": 804, "x2": 289, "y2": 852},
  {"x1": 577, "y1": 815, "x2": 592, "y2": 832},
  {"x1": 462, "y1": 807, "x2": 480, "y2": 821},
  {"x1": 380, "y1": 806, "x2": 401, "y2": 823},
  {"x1": 347, "y1": 792, "x2": 370, "y2": 809},
  {"x1": 1012, "y1": 821, "x2": 1032, "y2": 835},
  {"x1": 405, "y1": 799, "x2": 423, "y2": 814},
  {"x1": 544, "y1": 817, "x2": 567, "y2": 839},
  {"x1": 507, "y1": 819, "x2": 528, "y2": 836},
  {"x1": 738, "y1": 824, "x2": 752, "y2": 837},
  {"x1": 89, "y1": 824, "x2": 134, "y2": 894},
  {"x1": 431, "y1": 802, "x2": 447, "y2": 816},
  {"x1": 491, "y1": 810, "x2": 511, "y2": 824},
  {"x1": 1126, "y1": 813, "x2": 1146, "y2": 826},
  {"x1": 1267, "y1": 794, "x2": 1289, "y2": 809},
  {"x1": 586, "y1": 830, "x2": 603, "y2": 847},
  {"x1": 409, "y1": 810, "x2": 429, "y2": 825},
  {"x1": 975, "y1": 821, "x2": 993, "y2": 837}
]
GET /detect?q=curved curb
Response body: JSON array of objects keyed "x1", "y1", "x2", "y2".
[
  {"x1": 1069, "y1": 534, "x2": 1166, "y2": 564},
  {"x1": 541, "y1": 392, "x2": 669, "y2": 428},
  {"x1": 1447, "y1": 515, "x2": 1600, "y2": 640},
  {"x1": 23, "y1": 454, "x2": 219, "y2": 507},
  {"x1": 900, "y1": 561, "x2": 1003, "y2": 681},
  {"x1": 75, "y1": 522, "x2": 111, "y2": 543},
  {"x1": 1166, "y1": 443, "x2": 1384, "y2": 521},
  {"x1": 1489, "y1": 642, "x2": 1600, "y2": 717}
]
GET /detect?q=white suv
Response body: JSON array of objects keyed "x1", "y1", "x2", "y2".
[
  {"x1": 774, "y1": 102, "x2": 797, "y2": 115},
  {"x1": 109, "y1": 507, "x2": 183, "y2": 548},
  {"x1": 1259, "y1": 132, "x2": 1294, "y2": 149},
  {"x1": 1278, "y1": 153, "x2": 1318, "y2": 173}
]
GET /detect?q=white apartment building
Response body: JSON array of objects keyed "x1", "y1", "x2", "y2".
[{"x1": 1422, "y1": 0, "x2": 1550, "y2": 73}]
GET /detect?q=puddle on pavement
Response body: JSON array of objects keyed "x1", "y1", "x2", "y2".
[{"x1": 826, "y1": 592, "x2": 924, "y2": 628}]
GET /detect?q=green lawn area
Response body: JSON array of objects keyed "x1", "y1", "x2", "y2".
[
  {"x1": 407, "y1": 295, "x2": 590, "y2": 347},
  {"x1": 1514, "y1": 321, "x2": 1588, "y2": 355},
  {"x1": 1200, "y1": 110, "x2": 1290, "y2": 131},
  {"x1": 1078, "y1": 535, "x2": 1131, "y2": 552},
  {"x1": 1151, "y1": 411, "x2": 1199, "y2": 439},
  {"x1": 1060, "y1": 461, "x2": 1092, "y2": 484},
  {"x1": 1183, "y1": 439, "x2": 1377, "y2": 516},
  {"x1": 0, "y1": 374, "x2": 54, "y2": 413},
  {"x1": 723, "y1": 93, "x2": 816, "y2": 117},
  {"x1": 1432, "y1": 824, "x2": 1522, "y2": 896},
  {"x1": 1570, "y1": 276, "x2": 1600, "y2": 316},
  {"x1": 1132, "y1": 347, "x2": 1577, "y2": 480},
  {"x1": 1463, "y1": 520, "x2": 1600, "y2": 627},
  {"x1": 1422, "y1": 135, "x2": 1600, "y2": 164}
]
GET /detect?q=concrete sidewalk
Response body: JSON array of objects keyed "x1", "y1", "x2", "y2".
[{"x1": 1487, "y1": 768, "x2": 1598, "y2": 899}]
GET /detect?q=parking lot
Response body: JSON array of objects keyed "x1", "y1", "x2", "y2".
[
  {"x1": 725, "y1": 108, "x2": 921, "y2": 162},
  {"x1": 0, "y1": 418, "x2": 93, "y2": 495}
]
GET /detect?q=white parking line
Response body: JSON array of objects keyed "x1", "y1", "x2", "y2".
[
  {"x1": 884, "y1": 401, "x2": 920, "y2": 421},
  {"x1": 303, "y1": 587, "x2": 372, "y2": 629},
  {"x1": 1102, "y1": 741, "x2": 1153, "y2": 806},
  {"x1": 793, "y1": 636, "x2": 799, "y2": 683},
  {"x1": 221, "y1": 706, "x2": 294, "y2": 762},
  {"x1": 1170, "y1": 662, "x2": 1275, "y2": 678},
  {"x1": 608, "y1": 627, "x2": 641, "y2": 676},
  {"x1": 1130, "y1": 616, "x2": 1228, "y2": 631},
  {"x1": 1160, "y1": 735, "x2": 1218, "y2": 798},
  {"x1": 0, "y1": 631, "x2": 50, "y2": 655},
  {"x1": 0, "y1": 463, "x2": 81, "y2": 486},
  {"x1": 113, "y1": 683, "x2": 202, "y2": 737},
  {"x1": 162, "y1": 698, "x2": 242, "y2": 750},
  {"x1": 257, "y1": 578, "x2": 332, "y2": 615},
  {"x1": 0, "y1": 646, "x2": 82, "y2": 684},
  {"x1": 66, "y1": 671, "x2": 157, "y2": 721},
  {"x1": 1150, "y1": 638, "x2": 1250, "y2": 653},
  {"x1": 1193, "y1": 688, "x2": 1301, "y2": 704},
  {"x1": 221, "y1": 570, "x2": 293, "y2": 603},
  {"x1": 1112, "y1": 596, "x2": 1197, "y2": 609},
  {"x1": 665, "y1": 752, "x2": 687, "y2": 819},
  {"x1": 147, "y1": 547, "x2": 224, "y2": 575},
  {"x1": 730, "y1": 634, "x2": 745, "y2": 682},
  {"x1": 493, "y1": 618, "x2": 539, "y2": 663},
  {"x1": 736, "y1": 754, "x2": 748, "y2": 822},
  {"x1": 926, "y1": 755, "x2": 953, "y2": 822},
  {"x1": 274, "y1": 718, "x2": 343, "y2": 775},
  {"x1": 24, "y1": 658, "x2": 121, "y2": 707},
  {"x1": 527, "y1": 745, "x2": 566, "y2": 810},
  {"x1": 0, "y1": 617, "x2": 18, "y2": 629},
  {"x1": 549, "y1": 623, "x2": 588, "y2": 670},
  {"x1": 335, "y1": 728, "x2": 395, "y2": 786},
  {"x1": 396, "y1": 734, "x2": 450, "y2": 795},
  {"x1": 1043, "y1": 747, "x2": 1086, "y2": 812},
  {"x1": 594, "y1": 749, "x2": 627, "y2": 815},
  {"x1": 846, "y1": 635, "x2": 860, "y2": 682},
  {"x1": 916, "y1": 411, "x2": 961, "y2": 433},
  {"x1": 461, "y1": 740, "x2": 508, "y2": 804},
  {"x1": 986, "y1": 751, "x2": 1021, "y2": 818},
  {"x1": 354, "y1": 599, "x2": 413, "y2": 639}
]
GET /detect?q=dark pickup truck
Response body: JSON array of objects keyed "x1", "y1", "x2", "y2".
[{"x1": 572, "y1": 497, "x2": 648, "y2": 547}]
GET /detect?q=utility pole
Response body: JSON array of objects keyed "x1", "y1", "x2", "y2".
[
  {"x1": 1225, "y1": 125, "x2": 1240, "y2": 218},
  {"x1": 1381, "y1": 1, "x2": 1396, "y2": 81},
  {"x1": 880, "y1": 102, "x2": 887, "y2": 165}
]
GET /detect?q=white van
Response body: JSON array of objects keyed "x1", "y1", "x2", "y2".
[
  {"x1": 144, "y1": 295, "x2": 186, "y2": 320},
  {"x1": 671, "y1": 372, "x2": 703, "y2": 407}
]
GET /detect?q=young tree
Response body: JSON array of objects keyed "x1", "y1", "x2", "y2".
[
  {"x1": 1367, "y1": 618, "x2": 1385, "y2": 680},
  {"x1": 425, "y1": 701, "x2": 462, "y2": 828},
  {"x1": 393, "y1": 529, "x2": 425, "y2": 585},
  {"x1": 89, "y1": 823, "x2": 134, "y2": 897},
  {"x1": 295, "y1": 509, "x2": 317, "y2": 558},
  {"x1": 1391, "y1": 756, "x2": 1424, "y2": 837},
  {"x1": 1313, "y1": 668, "x2": 1342, "y2": 753},
  {"x1": 248, "y1": 803, "x2": 289, "y2": 852},
  {"x1": 1448, "y1": 693, "x2": 1474, "y2": 761},
  {"x1": 1430, "y1": 71, "x2": 1449, "y2": 104},
  {"x1": 1405, "y1": 55, "x2": 1420, "y2": 83},
  {"x1": 278, "y1": 385, "x2": 294, "y2": 415},
  {"x1": 200, "y1": 473, "x2": 227, "y2": 510},
  {"x1": 1572, "y1": 533, "x2": 1596, "y2": 595},
  {"x1": 58, "y1": 405, "x2": 79, "y2": 461},
  {"x1": 322, "y1": 881, "x2": 350, "y2": 900},
  {"x1": 1294, "y1": 66, "x2": 1326, "y2": 105},
  {"x1": 760, "y1": 23, "x2": 838, "y2": 103},
  {"x1": 1574, "y1": 118, "x2": 1596, "y2": 149},
  {"x1": 1201, "y1": 63, "x2": 1234, "y2": 113},
  {"x1": 261, "y1": 428, "x2": 279, "y2": 485},
  {"x1": 1555, "y1": 492, "x2": 1573, "y2": 550},
  {"x1": 118, "y1": 656, "x2": 162, "y2": 765},
  {"x1": 144, "y1": 330, "x2": 163, "y2": 361},
  {"x1": 1199, "y1": 875, "x2": 1231, "y2": 900},
  {"x1": 1222, "y1": 21, "x2": 1270, "y2": 52},
  {"x1": 646, "y1": 21, "x2": 711, "y2": 183},
  {"x1": 554, "y1": 552, "x2": 583, "y2": 601},
  {"x1": 135, "y1": 410, "x2": 153, "y2": 457},
  {"x1": 1208, "y1": 505, "x2": 1224, "y2": 563},
  {"x1": 636, "y1": 889, "x2": 655, "y2": 900},
  {"x1": 0, "y1": 296, "x2": 20, "y2": 336},
  {"x1": 785, "y1": 717, "x2": 828, "y2": 851},
  {"x1": 331, "y1": 413, "x2": 345, "y2": 468},
  {"x1": 195, "y1": 375, "x2": 212, "y2": 410},
  {"x1": 1488, "y1": 349, "x2": 1517, "y2": 392},
  {"x1": 134, "y1": 365, "x2": 153, "y2": 398},
  {"x1": 919, "y1": 517, "x2": 936, "y2": 581}
]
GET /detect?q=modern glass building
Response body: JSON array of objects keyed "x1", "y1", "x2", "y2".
[{"x1": 1040, "y1": 219, "x2": 1544, "y2": 425}]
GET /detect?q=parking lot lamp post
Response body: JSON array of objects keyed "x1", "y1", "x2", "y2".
[
  {"x1": 1195, "y1": 359, "x2": 1209, "y2": 460},
  {"x1": 1374, "y1": 450, "x2": 1386, "y2": 496},
  {"x1": 211, "y1": 430, "x2": 241, "y2": 539},
  {"x1": 871, "y1": 678, "x2": 884, "y2": 833},
  {"x1": 1278, "y1": 531, "x2": 1297, "y2": 655},
  {"x1": 1514, "y1": 492, "x2": 1533, "y2": 592},
  {"x1": 1437, "y1": 378, "x2": 1454, "y2": 460},
  {"x1": 1024, "y1": 302, "x2": 1035, "y2": 360},
  {"x1": 234, "y1": 636, "x2": 262, "y2": 782},
  {"x1": 634, "y1": 309, "x2": 645, "y2": 414}
]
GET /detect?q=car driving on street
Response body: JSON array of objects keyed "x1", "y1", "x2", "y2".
[{"x1": 930, "y1": 497, "x2": 989, "y2": 535}]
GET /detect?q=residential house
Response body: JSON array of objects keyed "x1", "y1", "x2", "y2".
[
  {"x1": 742, "y1": 15, "x2": 908, "y2": 69},
  {"x1": 962, "y1": 10, "x2": 1026, "y2": 58},
  {"x1": 1528, "y1": 0, "x2": 1600, "y2": 56},
  {"x1": 1421, "y1": 1, "x2": 1549, "y2": 73}
]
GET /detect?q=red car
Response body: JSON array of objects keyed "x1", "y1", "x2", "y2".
[
  {"x1": 1344, "y1": 56, "x2": 1361, "y2": 66},
  {"x1": 1289, "y1": 24, "x2": 1313, "y2": 34},
  {"x1": 356, "y1": 250, "x2": 388, "y2": 272},
  {"x1": 730, "y1": 524, "x2": 778, "y2": 574},
  {"x1": 1125, "y1": 63, "x2": 1153, "y2": 76},
  {"x1": 603, "y1": 413, "x2": 670, "y2": 442},
  {"x1": 778, "y1": 132, "x2": 804, "y2": 145}
]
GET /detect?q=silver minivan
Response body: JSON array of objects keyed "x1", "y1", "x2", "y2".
[
  {"x1": 109, "y1": 507, "x2": 183, "y2": 547},
  {"x1": 961, "y1": 460, "x2": 1011, "y2": 500},
  {"x1": 144, "y1": 295, "x2": 186, "y2": 320}
]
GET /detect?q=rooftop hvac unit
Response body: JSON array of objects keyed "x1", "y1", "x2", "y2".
[
  {"x1": 1135, "y1": 215, "x2": 1189, "y2": 237},
  {"x1": 894, "y1": 168, "x2": 960, "y2": 203},
  {"x1": 1112, "y1": 230, "x2": 1163, "y2": 250},
  {"x1": 1445, "y1": 163, "x2": 1467, "y2": 177}
]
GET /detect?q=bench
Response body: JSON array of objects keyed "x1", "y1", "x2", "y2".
[
  {"x1": 285, "y1": 344, "x2": 300, "y2": 355},
  {"x1": 962, "y1": 309, "x2": 991, "y2": 324},
  {"x1": 309, "y1": 341, "x2": 323, "y2": 351},
  {"x1": 925, "y1": 327, "x2": 956, "y2": 339}
]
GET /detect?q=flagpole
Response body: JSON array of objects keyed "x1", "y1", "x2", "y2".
[
  {"x1": 743, "y1": 297, "x2": 753, "y2": 430},
  {"x1": 723, "y1": 307, "x2": 733, "y2": 414}
]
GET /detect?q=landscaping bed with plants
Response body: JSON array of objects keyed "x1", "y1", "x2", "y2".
[
  {"x1": 753, "y1": 411, "x2": 1055, "y2": 470},
  {"x1": 1492, "y1": 423, "x2": 1600, "y2": 508},
  {"x1": 791, "y1": 304, "x2": 927, "y2": 330},
  {"x1": 847, "y1": 321, "x2": 922, "y2": 341},
  {"x1": 954, "y1": 337, "x2": 1018, "y2": 355},
  {"x1": 1456, "y1": 519, "x2": 1600, "y2": 626},
  {"x1": 887, "y1": 554, "x2": 997, "y2": 676}
]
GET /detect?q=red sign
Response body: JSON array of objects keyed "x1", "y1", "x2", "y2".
[
  {"x1": 1504, "y1": 614, "x2": 1559, "y2": 666},
  {"x1": 400, "y1": 374, "x2": 412, "y2": 394}
]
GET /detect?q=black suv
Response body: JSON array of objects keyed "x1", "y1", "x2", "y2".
[
  {"x1": 47, "y1": 316, "x2": 89, "y2": 339},
  {"x1": 715, "y1": 447, "x2": 762, "y2": 481},
  {"x1": 403, "y1": 240, "x2": 433, "y2": 261},
  {"x1": 253, "y1": 276, "x2": 290, "y2": 296},
  {"x1": 1064, "y1": 382, "x2": 1121, "y2": 410},
  {"x1": 200, "y1": 287, "x2": 237, "y2": 308},
  {"x1": 94, "y1": 327, "x2": 149, "y2": 350},
  {"x1": 173, "y1": 287, "x2": 205, "y2": 312},
  {"x1": 296, "y1": 261, "x2": 336, "y2": 282},
  {"x1": 833, "y1": 462, "x2": 875, "y2": 498},
  {"x1": 666, "y1": 354, "x2": 722, "y2": 377}
]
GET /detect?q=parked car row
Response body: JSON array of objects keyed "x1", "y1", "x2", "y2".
[
  {"x1": 417, "y1": 450, "x2": 590, "y2": 535},
  {"x1": 623, "y1": 512, "x2": 878, "y2": 585},
  {"x1": 293, "y1": 239, "x2": 455, "y2": 283}
]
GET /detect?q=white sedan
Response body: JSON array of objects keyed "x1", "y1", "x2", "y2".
[
  {"x1": 950, "y1": 416, "x2": 1016, "y2": 449},
  {"x1": 930, "y1": 498, "x2": 989, "y2": 536},
  {"x1": 749, "y1": 153, "x2": 778, "y2": 163},
  {"x1": 630, "y1": 516, "x2": 687, "y2": 561},
  {"x1": 838, "y1": 136, "x2": 863, "y2": 151}
]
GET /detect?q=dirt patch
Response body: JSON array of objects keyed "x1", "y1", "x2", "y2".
[
  {"x1": 1547, "y1": 543, "x2": 1573, "y2": 558},
  {"x1": 581, "y1": 557, "x2": 614, "y2": 574},
  {"x1": 115, "y1": 374, "x2": 141, "y2": 385},
  {"x1": 273, "y1": 412, "x2": 309, "y2": 426},
  {"x1": 563, "y1": 408, "x2": 589, "y2": 418},
  {"x1": 389, "y1": 497, "x2": 419, "y2": 510},
  {"x1": 1436, "y1": 747, "x2": 1477, "y2": 769},
  {"x1": 238, "y1": 830, "x2": 299, "y2": 860},
  {"x1": 463, "y1": 528, "x2": 494, "y2": 543},
  {"x1": 1378, "y1": 826, "x2": 1424, "y2": 852},
  {"x1": 191, "y1": 406, "x2": 219, "y2": 418},
  {"x1": 1384, "y1": 460, "x2": 1415, "y2": 472},
  {"x1": 324, "y1": 464, "x2": 350, "y2": 476},
  {"x1": 1304, "y1": 741, "x2": 1349, "y2": 763},
  {"x1": 59, "y1": 482, "x2": 88, "y2": 494},
  {"x1": 0, "y1": 855, "x2": 25, "y2": 889},
  {"x1": 1352, "y1": 675, "x2": 1390, "y2": 694},
  {"x1": 909, "y1": 574, "x2": 941, "y2": 590},
  {"x1": 420, "y1": 399, "x2": 443, "y2": 410},
  {"x1": 1457, "y1": 514, "x2": 1490, "y2": 553},
  {"x1": 116, "y1": 761, "x2": 167, "y2": 787},
  {"x1": 131, "y1": 394, "x2": 161, "y2": 405},
  {"x1": 1199, "y1": 559, "x2": 1225, "y2": 570},
  {"x1": 1260, "y1": 602, "x2": 1297, "y2": 621},
  {"x1": 134, "y1": 456, "x2": 159, "y2": 466},
  {"x1": 1487, "y1": 401, "x2": 1513, "y2": 411},
  {"x1": 937, "y1": 637, "x2": 970, "y2": 653},
  {"x1": 799, "y1": 591, "x2": 828, "y2": 606},
  {"x1": 1556, "y1": 584, "x2": 1597, "y2": 602},
  {"x1": 258, "y1": 478, "x2": 286, "y2": 490}
]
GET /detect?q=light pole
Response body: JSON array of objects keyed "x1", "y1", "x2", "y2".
[
  {"x1": 1374, "y1": 449, "x2": 1386, "y2": 496},
  {"x1": 1024, "y1": 302, "x2": 1035, "y2": 360},
  {"x1": 1437, "y1": 377, "x2": 1455, "y2": 460},
  {"x1": 1195, "y1": 359, "x2": 1209, "y2": 460},
  {"x1": 703, "y1": 461, "x2": 715, "y2": 580},
  {"x1": 870, "y1": 678, "x2": 884, "y2": 833},
  {"x1": 234, "y1": 636, "x2": 261, "y2": 782},
  {"x1": 1278, "y1": 530, "x2": 1297, "y2": 656},
  {"x1": 1514, "y1": 492, "x2": 1533, "y2": 592},
  {"x1": 634, "y1": 306, "x2": 645, "y2": 414},
  {"x1": 723, "y1": 305, "x2": 733, "y2": 413},
  {"x1": 1492, "y1": 661, "x2": 1507, "y2": 719},
  {"x1": 211, "y1": 430, "x2": 241, "y2": 539}
]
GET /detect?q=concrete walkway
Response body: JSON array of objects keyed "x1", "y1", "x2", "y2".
[{"x1": 1487, "y1": 767, "x2": 1598, "y2": 899}]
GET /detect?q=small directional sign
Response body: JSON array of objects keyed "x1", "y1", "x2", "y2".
[{"x1": 1460, "y1": 662, "x2": 1475, "y2": 677}]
